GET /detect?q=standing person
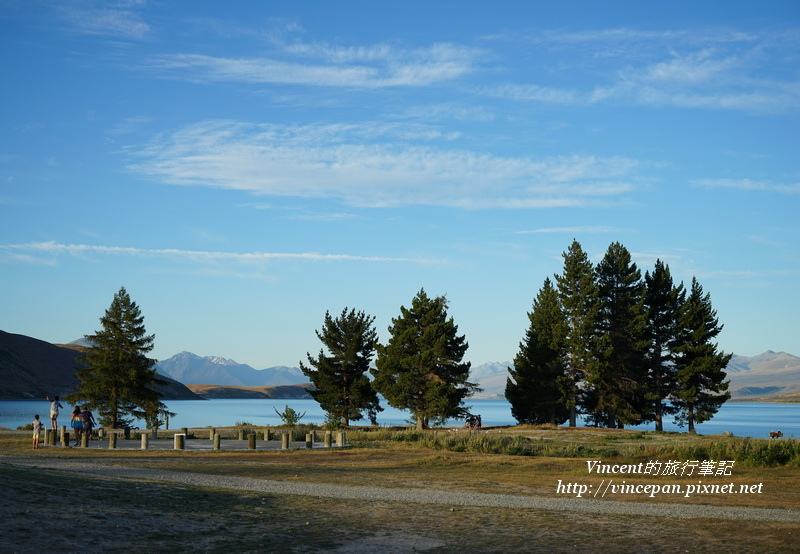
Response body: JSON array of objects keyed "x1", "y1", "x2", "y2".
[
  {"x1": 81, "y1": 405, "x2": 97, "y2": 441},
  {"x1": 70, "y1": 406, "x2": 83, "y2": 446},
  {"x1": 32, "y1": 414, "x2": 44, "y2": 449},
  {"x1": 47, "y1": 395, "x2": 63, "y2": 430}
]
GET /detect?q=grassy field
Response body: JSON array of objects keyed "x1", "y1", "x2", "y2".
[{"x1": 1, "y1": 426, "x2": 798, "y2": 553}]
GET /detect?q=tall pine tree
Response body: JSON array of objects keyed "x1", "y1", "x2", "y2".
[
  {"x1": 505, "y1": 278, "x2": 570, "y2": 425},
  {"x1": 554, "y1": 239, "x2": 598, "y2": 427},
  {"x1": 373, "y1": 289, "x2": 478, "y2": 430},
  {"x1": 67, "y1": 287, "x2": 164, "y2": 428},
  {"x1": 300, "y1": 308, "x2": 382, "y2": 426},
  {"x1": 588, "y1": 242, "x2": 649, "y2": 428},
  {"x1": 644, "y1": 260, "x2": 683, "y2": 431},
  {"x1": 672, "y1": 277, "x2": 731, "y2": 433}
]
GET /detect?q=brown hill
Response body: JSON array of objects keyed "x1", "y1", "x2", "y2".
[
  {"x1": 186, "y1": 383, "x2": 312, "y2": 399},
  {"x1": 0, "y1": 330, "x2": 200, "y2": 400}
]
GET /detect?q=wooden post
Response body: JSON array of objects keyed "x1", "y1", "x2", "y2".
[
  {"x1": 248, "y1": 433, "x2": 256, "y2": 450},
  {"x1": 174, "y1": 434, "x2": 185, "y2": 450},
  {"x1": 109, "y1": 433, "x2": 117, "y2": 449},
  {"x1": 98, "y1": 428, "x2": 105, "y2": 439},
  {"x1": 324, "y1": 430, "x2": 332, "y2": 448},
  {"x1": 305, "y1": 433, "x2": 313, "y2": 449},
  {"x1": 213, "y1": 432, "x2": 220, "y2": 451},
  {"x1": 63, "y1": 431, "x2": 70, "y2": 447},
  {"x1": 81, "y1": 432, "x2": 89, "y2": 448},
  {"x1": 141, "y1": 434, "x2": 149, "y2": 450},
  {"x1": 264, "y1": 427, "x2": 271, "y2": 441},
  {"x1": 281, "y1": 432, "x2": 289, "y2": 450},
  {"x1": 59, "y1": 425, "x2": 66, "y2": 445},
  {"x1": 209, "y1": 428, "x2": 215, "y2": 440},
  {"x1": 181, "y1": 427, "x2": 188, "y2": 438},
  {"x1": 238, "y1": 429, "x2": 245, "y2": 440}
]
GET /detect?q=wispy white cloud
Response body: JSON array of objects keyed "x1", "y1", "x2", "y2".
[
  {"x1": 488, "y1": 28, "x2": 800, "y2": 113},
  {"x1": 146, "y1": 41, "x2": 482, "y2": 88},
  {"x1": 59, "y1": 1, "x2": 151, "y2": 40},
  {"x1": 0, "y1": 241, "x2": 433, "y2": 265},
  {"x1": 128, "y1": 120, "x2": 644, "y2": 209},
  {"x1": 515, "y1": 226, "x2": 621, "y2": 235},
  {"x1": 694, "y1": 178, "x2": 800, "y2": 193}
]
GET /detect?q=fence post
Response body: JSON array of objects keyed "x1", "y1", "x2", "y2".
[
  {"x1": 59, "y1": 425, "x2": 66, "y2": 445},
  {"x1": 305, "y1": 433, "x2": 313, "y2": 449},
  {"x1": 264, "y1": 427, "x2": 271, "y2": 441},
  {"x1": 141, "y1": 434, "x2": 149, "y2": 450},
  {"x1": 281, "y1": 432, "x2": 289, "y2": 450},
  {"x1": 324, "y1": 430, "x2": 332, "y2": 448},
  {"x1": 209, "y1": 428, "x2": 215, "y2": 440},
  {"x1": 109, "y1": 433, "x2": 117, "y2": 449},
  {"x1": 248, "y1": 433, "x2": 256, "y2": 450},
  {"x1": 181, "y1": 427, "x2": 189, "y2": 439},
  {"x1": 238, "y1": 429, "x2": 245, "y2": 440},
  {"x1": 81, "y1": 432, "x2": 89, "y2": 448},
  {"x1": 213, "y1": 432, "x2": 221, "y2": 451},
  {"x1": 174, "y1": 433, "x2": 185, "y2": 450}
]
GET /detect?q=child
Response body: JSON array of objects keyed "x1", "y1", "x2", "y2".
[{"x1": 32, "y1": 414, "x2": 44, "y2": 449}]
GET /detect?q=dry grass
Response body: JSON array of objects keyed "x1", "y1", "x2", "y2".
[{"x1": 2, "y1": 428, "x2": 799, "y2": 552}]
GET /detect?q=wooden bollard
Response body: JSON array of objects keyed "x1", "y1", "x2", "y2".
[
  {"x1": 209, "y1": 428, "x2": 215, "y2": 440},
  {"x1": 238, "y1": 429, "x2": 245, "y2": 440},
  {"x1": 336, "y1": 431, "x2": 346, "y2": 447},
  {"x1": 305, "y1": 433, "x2": 313, "y2": 449},
  {"x1": 264, "y1": 427, "x2": 271, "y2": 441},
  {"x1": 181, "y1": 427, "x2": 188, "y2": 438},
  {"x1": 248, "y1": 433, "x2": 256, "y2": 450},
  {"x1": 141, "y1": 434, "x2": 149, "y2": 450},
  {"x1": 109, "y1": 433, "x2": 117, "y2": 449},
  {"x1": 59, "y1": 425, "x2": 66, "y2": 445},
  {"x1": 213, "y1": 432, "x2": 220, "y2": 451},
  {"x1": 174, "y1": 433, "x2": 185, "y2": 450},
  {"x1": 63, "y1": 431, "x2": 70, "y2": 447},
  {"x1": 81, "y1": 432, "x2": 89, "y2": 448},
  {"x1": 324, "y1": 430, "x2": 332, "y2": 448},
  {"x1": 281, "y1": 432, "x2": 289, "y2": 450}
]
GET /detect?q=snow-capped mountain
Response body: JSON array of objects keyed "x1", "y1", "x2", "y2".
[{"x1": 156, "y1": 351, "x2": 305, "y2": 387}]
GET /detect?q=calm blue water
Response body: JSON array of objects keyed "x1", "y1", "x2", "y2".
[{"x1": 1, "y1": 399, "x2": 797, "y2": 439}]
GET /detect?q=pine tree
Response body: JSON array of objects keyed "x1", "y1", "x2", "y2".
[
  {"x1": 644, "y1": 259, "x2": 683, "y2": 431},
  {"x1": 300, "y1": 308, "x2": 381, "y2": 426},
  {"x1": 588, "y1": 242, "x2": 649, "y2": 428},
  {"x1": 67, "y1": 287, "x2": 165, "y2": 428},
  {"x1": 672, "y1": 278, "x2": 731, "y2": 433},
  {"x1": 553, "y1": 239, "x2": 598, "y2": 427},
  {"x1": 373, "y1": 289, "x2": 478, "y2": 430},
  {"x1": 505, "y1": 278, "x2": 570, "y2": 425}
]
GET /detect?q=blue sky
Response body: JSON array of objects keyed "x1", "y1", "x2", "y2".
[{"x1": 1, "y1": 1, "x2": 798, "y2": 369}]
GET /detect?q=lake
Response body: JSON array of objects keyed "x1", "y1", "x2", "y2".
[{"x1": 1, "y1": 399, "x2": 797, "y2": 439}]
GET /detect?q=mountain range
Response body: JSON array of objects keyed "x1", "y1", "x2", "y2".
[
  {"x1": 155, "y1": 350, "x2": 800, "y2": 401},
  {"x1": 0, "y1": 330, "x2": 200, "y2": 400},
  {"x1": 2, "y1": 329, "x2": 798, "y2": 402}
]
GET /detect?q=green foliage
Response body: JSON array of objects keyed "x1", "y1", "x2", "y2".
[
  {"x1": 672, "y1": 278, "x2": 732, "y2": 432},
  {"x1": 643, "y1": 260, "x2": 683, "y2": 431},
  {"x1": 506, "y1": 278, "x2": 570, "y2": 425},
  {"x1": 66, "y1": 287, "x2": 168, "y2": 429},
  {"x1": 300, "y1": 308, "x2": 381, "y2": 426},
  {"x1": 554, "y1": 239, "x2": 599, "y2": 427},
  {"x1": 373, "y1": 289, "x2": 479, "y2": 430},
  {"x1": 586, "y1": 242, "x2": 649, "y2": 428},
  {"x1": 274, "y1": 405, "x2": 306, "y2": 427},
  {"x1": 235, "y1": 421, "x2": 255, "y2": 427}
]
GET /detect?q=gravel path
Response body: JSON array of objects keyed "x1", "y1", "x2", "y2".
[{"x1": 3, "y1": 456, "x2": 799, "y2": 523}]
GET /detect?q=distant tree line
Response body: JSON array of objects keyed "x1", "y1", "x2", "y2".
[
  {"x1": 72, "y1": 239, "x2": 730, "y2": 435},
  {"x1": 505, "y1": 240, "x2": 731, "y2": 432}
]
